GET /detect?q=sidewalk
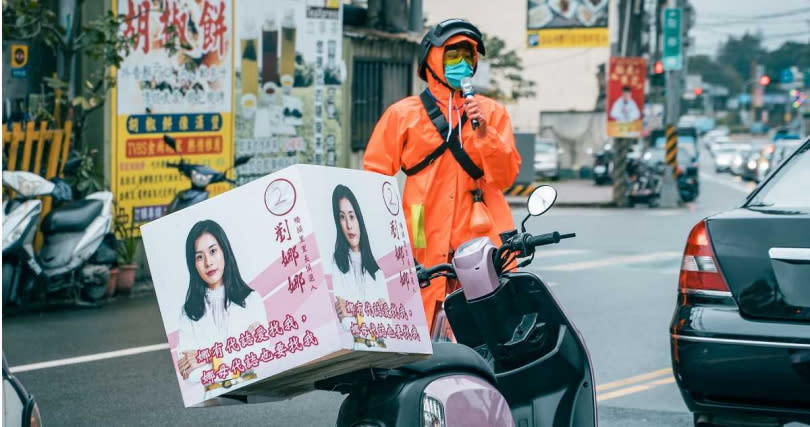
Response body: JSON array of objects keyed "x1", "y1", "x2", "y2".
[{"x1": 507, "y1": 179, "x2": 614, "y2": 208}]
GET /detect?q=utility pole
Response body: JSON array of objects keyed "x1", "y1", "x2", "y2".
[
  {"x1": 612, "y1": 0, "x2": 644, "y2": 207},
  {"x1": 658, "y1": 0, "x2": 687, "y2": 208}
]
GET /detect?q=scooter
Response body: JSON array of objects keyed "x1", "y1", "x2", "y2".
[
  {"x1": 162, "y1": 135, "x2": 251, "y2": 214},
  {"x1": 627, "y1": 158, "x2": 662, "y2": 208},
  {"x1": 311, "y1": 186, "x2": 597, "y2": 426},
  {"x1": 677, "y1": 166, "x2": 699, "y2": 203},
  {"x1": 2, "y1": 165, "x2": 115, "y2": 307},
  {"x1": 593, "y1": 151, "x2": 613, "y2": 186}
]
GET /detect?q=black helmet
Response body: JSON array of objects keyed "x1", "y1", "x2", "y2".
[{"x1": 418, "y1": 19, "x2": 486, "y2": 82}]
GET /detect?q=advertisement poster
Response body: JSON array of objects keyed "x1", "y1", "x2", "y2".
[
  {"x1": 527, "y1": 0, "x2": 609, "y2": 48},
  {"x1": 112, "y1": 0, "x2": 235, "y2": 232},
  {"x1": 233, "y1": 0, "x2": 344, "y2": 185},
  {"x1": 141, "y1": 165, "x2": 431, "y2": 407},
  {"x1": 607, "y1": 56, "x2": 646, "y2": 137}
]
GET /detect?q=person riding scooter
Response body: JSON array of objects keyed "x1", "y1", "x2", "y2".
[{"x1": 363, "y1": 19, "x2": 521, "y2": 330}]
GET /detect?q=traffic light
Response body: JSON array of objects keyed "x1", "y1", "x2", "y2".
[
  {"x1": 759, "y1": 75, "x2": 771, "y2": 86},
  {"x1": 693, "y1": 86, "x2": 703, "y2": 96},
  {"x1": 654, "y1": 60, "x2": 664, "y2": 75},
  {"x1": 651, "y1": 60, "x2": 665, "y2": 88}
]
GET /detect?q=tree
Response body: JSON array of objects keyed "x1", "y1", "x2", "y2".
[
  {"x1": 688, "y1": 54, "x2": 743, "y2": 93},
  {"x1": 717, "y1": 33, "x2": 767, "y2": 82},
  {"x1": 479, "y1": 34, "x2": 536, "y2": 102},
  {"x1": 764, "y1": 41, "x2": 810, "y2": 78},
  {"x1": 2, "y1": 0, "x2": 180, "y2": 150}
]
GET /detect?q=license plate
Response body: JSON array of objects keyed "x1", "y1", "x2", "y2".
[{"x1": 594, "y1": 165, "x2": 606, "y2": 173}]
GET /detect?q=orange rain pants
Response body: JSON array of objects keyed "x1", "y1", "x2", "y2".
[{"x1": 363, "y1": 34, "x2": 521, "y2": 331}]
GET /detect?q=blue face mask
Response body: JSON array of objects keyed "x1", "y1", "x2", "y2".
[{"x1": 444, "y1": 61, "x2": 474, "y2": 89}]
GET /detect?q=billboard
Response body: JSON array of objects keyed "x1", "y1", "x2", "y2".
[
  {"x1": 607, "y1": 56, "x2": 646, "y2": 137},
  {"x1": 527, "y1": 0, "x2": 609, "y2": 48},
  {"x1": 112, "y1": 0, "x2": 235, "y2": 231},
  {"x1": 233, "y1": 0, "x2": 344, "y2": 184}
]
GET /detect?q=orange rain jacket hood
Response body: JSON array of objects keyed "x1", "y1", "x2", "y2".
[{"x1": 363, "y1": 34, "x2": 521, "y2": 329}]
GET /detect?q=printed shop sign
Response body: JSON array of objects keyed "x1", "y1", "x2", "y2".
[
  {"x1": 141, "y1": 165, "x2": 431, "y2": 407},
  {"x1": 112, "y1": 0, "x2": 234, "y2": 233}
]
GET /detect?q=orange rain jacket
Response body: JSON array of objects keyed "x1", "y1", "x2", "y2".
[{"x1": 363, "y1": 34, "x2": 521, "y2": 330}]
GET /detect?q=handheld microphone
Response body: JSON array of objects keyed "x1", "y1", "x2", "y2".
[{"x1": 460, "y1": 77, "x2": 478, "y2": 130}]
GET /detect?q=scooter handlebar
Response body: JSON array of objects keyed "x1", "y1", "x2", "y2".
[
  {"x1": 526, "y1": 232, "x2": 576, "y2": 248},
  {"x1": 415, "y1": 263, "x2": 455, "y2": 287}
]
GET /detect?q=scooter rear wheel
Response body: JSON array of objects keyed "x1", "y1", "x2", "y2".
[{"x1": 3, "y1": 261, "x2": 14, "y2": 306}]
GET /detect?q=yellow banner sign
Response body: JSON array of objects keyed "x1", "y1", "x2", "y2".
[{"x1": 527, "y1": 28, "x2": 609, "y2": 49}]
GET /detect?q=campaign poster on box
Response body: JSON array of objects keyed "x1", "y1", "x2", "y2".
[{"x1": 141, "y1": 165, "x2": 429, "y2": 407}]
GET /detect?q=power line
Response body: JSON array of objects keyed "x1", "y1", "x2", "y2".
[
  {"x1": 697, "y1": 7, "x2": 810, "y2": 26},
  {"x1": 696, "y1": 18, "x2": 810, "y2": 27}
]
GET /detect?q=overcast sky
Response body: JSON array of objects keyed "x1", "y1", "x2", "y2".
[{"x1": 689, "y1": 1, "x2": 810, "y2": 56}]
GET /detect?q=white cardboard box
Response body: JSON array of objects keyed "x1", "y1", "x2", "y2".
[{"x1": 141, "y1": 165, "x2": 431, "y2": 407}]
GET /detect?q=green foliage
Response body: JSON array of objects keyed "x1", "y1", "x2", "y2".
[
  {"x1": 480, "y1": 33, "x2": 536, "y2": 102},
  {"x1": 689, "y1": 54, "x2": 744, "y2": 93},
  {"x1": 113, "y1": 205, "x2": 138, "y2": 265},
  {"x1": 68, "y1": 147, "x2": 103, "y2": 198},
  {"x1": 690, "y1": 34, "x2": 810, "y2": 94},
  {"x1": 3, "y1": 0, "x2": 139, "y2": 128},
  {"x1": 717, "y1": 33, "x2": 767, "y2": 82}
]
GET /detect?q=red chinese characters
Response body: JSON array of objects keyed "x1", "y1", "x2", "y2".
[
  {"x1": 287, "y1": 272, "x2": 305, "y2": 294},
  {"x1": 283, "y1": 314, "x2": 299, "y2": 331},
  {"x1": 122, "y1": 0, "x2": 151, "y2": 54},
  {"x1": 199, "y1": 0, "x2": 228, "y2": 56},
  {"x1": 275, "y1": 220, "x2": 292, "y2": 243},
  {"x1": 281, "y1": 246, "x2": 300, "y2": 268},
  {"x1": 159, "y1": 0, "x2": 188, "y2": 46}
]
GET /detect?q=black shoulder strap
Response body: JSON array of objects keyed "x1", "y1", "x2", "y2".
[{"x1": 401, "y1": 90, "x2": 484, "y2": 180}]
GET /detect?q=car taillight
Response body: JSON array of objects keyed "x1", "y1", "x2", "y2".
[{"x1": 679, "y1": 220, "x2": 730, "y2": 292}]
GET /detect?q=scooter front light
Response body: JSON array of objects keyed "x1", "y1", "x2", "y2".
[
  {"x1": 3, "y1": 227, "x2": 24, "y2": 249},
  {"x1": 422, "y1": 395, "x2": 446, "y2": 427},
  {"x1": 190, "y1": 169, "x2": 213, "y2": 188}
]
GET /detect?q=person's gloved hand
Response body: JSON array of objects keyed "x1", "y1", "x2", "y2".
[{"x1": 464, "y1": 96, "x2": 487, "y2": 137}]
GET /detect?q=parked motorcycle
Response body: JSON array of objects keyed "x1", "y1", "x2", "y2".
[
  {"x1": 2, "y1": 163, "x2": 115, "y2": 307},
  {"x1": 307, "y1": 186, "x2": 597, "y2": 426},
  {"x1": 162, "y1": 135, "x2": 251, "y2": 214},
  {"x1": 627, "y1": 158, "x2": 663, "y2": 208},
  {"x1": 593, "y1": 150, "x2": 613, "y2": 186},
  {"x1": 676, "y1": 165, "x2": 699, "y2": 203}
]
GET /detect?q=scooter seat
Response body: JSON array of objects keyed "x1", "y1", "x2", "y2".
[
  {"x1": 401, "y1": 342, "x2": 496, "y2": 384},
  {"x1": 41, "y1": 199, "x2": 104, "y2": 234}
]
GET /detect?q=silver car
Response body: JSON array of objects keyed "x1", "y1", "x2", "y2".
[
  {"x1": 534, "y1": 138, "x2": 561, "y2": 180},
  {"x1": 713, "y1": 144, "x2": 749, "y2": 173}
]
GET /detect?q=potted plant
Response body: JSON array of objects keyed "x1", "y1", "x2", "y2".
[{"x1": 114, "y1": 210, "x2": 138, "y2": 295}]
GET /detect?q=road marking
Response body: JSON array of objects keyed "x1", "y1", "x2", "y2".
[
  {"x1": 543, "y1": 252, "x2": 681, "y2": 272},
  {"x1": 699, "y1": 172, "x2": 750, "y2": 194},
  {"x1": 596, "y1": 368, "x2": 675, "y2": 402},
  {"x1": 537, "y1": 249, "x2": 589, "y2": 258},
  {"x1": 9, "y1": 343, "x2": 169, "y2": 374},
  {"x1": 595, "y1": 368, "x2": 672, "y2": 392}
]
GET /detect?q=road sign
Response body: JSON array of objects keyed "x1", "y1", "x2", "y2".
[
  {"x1": 781, "y1": 68, "x2": 794, "y2": 84},
  {"x1": 662, "y1": 8, "x2": 682, "y2": 71},
  {"x1": 10, "y1": 44, "x2": 28, "y2": 78}
]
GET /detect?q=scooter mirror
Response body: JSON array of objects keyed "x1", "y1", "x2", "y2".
[
  {"x1": 234, "y1": 155, "x2": 252, "y2": 167},
  {"x1": 527, "y1": 185, "x2": 557, "y2": 217},
  {"x1": 163, "y1": 135, "x2": 178, "y2": 152}
]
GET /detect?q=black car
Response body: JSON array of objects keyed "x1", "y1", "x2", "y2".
[{"x1": 670, "y1": 138, "x2": 810, "y2": 427}]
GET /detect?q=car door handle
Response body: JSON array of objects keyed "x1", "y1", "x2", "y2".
[{"x1": 769, "y1": 248, "x2": 810, "y2": 262}]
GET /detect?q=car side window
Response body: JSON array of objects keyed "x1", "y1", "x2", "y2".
[{"x1": 749, "y1": 144, "x2": 810, "y2": 210}]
